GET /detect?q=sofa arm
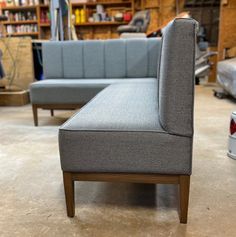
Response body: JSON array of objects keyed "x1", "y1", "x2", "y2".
[{"x1": 158, "y1": 18, "x2": 198, "y2": 137}]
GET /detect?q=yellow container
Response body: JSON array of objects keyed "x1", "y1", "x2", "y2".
[
  {"x1": 80, "y1": 9, "x2": 86, "y2": 23},
  {"x1": 75, "y1": 9, "x2": 80, "y2": 24}
]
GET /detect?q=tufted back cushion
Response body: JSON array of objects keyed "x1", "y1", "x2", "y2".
[{"x1": 42, "y1": 38, "x2": 161, "y2": 79}]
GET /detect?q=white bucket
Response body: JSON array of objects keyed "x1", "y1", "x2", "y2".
[{"x1": 228, "y1": 112, "x2": 236, "y2": 160}]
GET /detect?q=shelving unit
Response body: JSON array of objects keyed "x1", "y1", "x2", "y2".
[
  {"x1": 70, "y1": 0, "x2": 134, "y2": 39},
  {"x1": 1, "y1": 5, "x2": 38, "y2": 10},
  {"x1": 72, "y1": 1, "x2": 134, "y2": 7},
  {"x1": 1, "y1": 4, "x2": 38, "y2": 38},
  {"x1": 74, "y1": 21, "x2": 127, "y2": 26},
  {"x1": 0, "y1": 0, "x2": 179, "y2": 40},
  {"x1": 0, "y1": 0, "x2": 50, "y2": 39},
  {"x1": 3, "y1": 20, "x2": 38, "y2": 25},
  {"x1": 38, "y1": 4, "x2": 50, "y2": 39},
  {"x1": 6, "y1": 32, "x2": 39, "y2": 36}
]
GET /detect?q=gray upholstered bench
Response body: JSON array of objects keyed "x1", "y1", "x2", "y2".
[
  {"x1": 30, "y1": 37, "x2": 161, "y2": 126},
  {"x1": 59, "y1": 18, "x2": 197, "y2": 223}
]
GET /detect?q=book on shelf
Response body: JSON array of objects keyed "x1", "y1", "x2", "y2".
[
  {"x1": 1, "y1": 0, "x2": 39, "y2": 7},
  {"x1": 6, "y1": 24, "x2": 37, "y2": 33},
  {"x1": 4, "y1": 11, "x2": 37, "y2": 21}
]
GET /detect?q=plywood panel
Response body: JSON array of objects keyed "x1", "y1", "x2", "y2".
[
  {"x1": 218, "y1": 0, "x2": 236, "y2": 60},
  {"x1": 94, "y1": 27, "x2": 111, "y2": 40},
  {"x1": 208, "y1": 47, "x2": 218, "y2": 82},
  {"x1": 0, "y1": 37, "x2": 34, "y2": 90},
  {"x1": 144, "y1": 0, "x2": 159, "y2": 8},
  {"x1": 147, "y1": 9, "x2": 159, "y2": 33}
]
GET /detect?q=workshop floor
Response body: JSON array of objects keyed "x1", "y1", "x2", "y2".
[{"x1": 0, "y1": 85, "x2": 236, "y2": 237}]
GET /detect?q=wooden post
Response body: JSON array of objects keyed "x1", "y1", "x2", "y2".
[
  {"x1": 50, "y1": 109, "x2": 54, "y2": 117},
  {"x1": 63, "y1": 172, "x2": 75, "y2": 217},
  {"x1": 32, "y1": 104, "x2": 38, "y2": 126},
  {"x1": 179, "y1": 175, "x2": 190, "y2": 224}
]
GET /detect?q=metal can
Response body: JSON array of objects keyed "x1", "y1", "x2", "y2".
[{"x1": 228, "y1": 112, "x2": 236, "y2": 159}]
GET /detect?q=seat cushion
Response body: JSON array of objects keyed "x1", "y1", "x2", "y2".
[
  {"x1": 30, "y1": 78, "x2": 156, "y2": 104},
  {"x1": 59, "y1": 81, "x2": 192, "y2": 175}
]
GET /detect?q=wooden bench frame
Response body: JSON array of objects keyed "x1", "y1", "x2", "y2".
[
  {"x1": 63, "y1": 172, "x2": 190, "y2": 224},
  {"x1": 32, "y1": 104, "x2": 85, "y2": 126}
]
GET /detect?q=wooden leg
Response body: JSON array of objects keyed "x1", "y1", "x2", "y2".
[
  {"x1": 63, "y1": 172, "x2": 75, "y2": 217},
  {"x1": 32, "y1": 105, "x2": 38, "y2": 126},
  {"x1": 50, "y1": 109, "x2": 54, "y2": 117},
  {"x1": 179, "y1": 175, "x2": 190, "y2": 224}
]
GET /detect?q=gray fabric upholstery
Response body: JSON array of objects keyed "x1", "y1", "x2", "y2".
[
  {"x1": 61, "y1": 80, "x2": 160, "y2": 131},
  {"x1": 59, "y1": 81, "x2": 192, "y2": 175},
  {"x1": 58, "y1": 18, "x2": 197, "y2": 176},
  {"x1": 42, "y1": 42, "x2": 63, "y2": 78},
  {"x1": 62, "y1": 42, "x2": 84, "y2": 78},
  {"x1": 42, "y1": 38, "x2": 161, "y2": 79},
  {"x1": 159, "y1": 18, "x2": 197, "y2": 137},
  {"x1": 148, "y1": 38, "x2": 161, "y2": 77},
  {"x1": 59, "y1": 130, "x2": 192, "y2": 175},
  {"x1": 126, "y1": 39, "x2": 148, "y2": 77},
  {"x1": 83, "y1": 41, "x2": 105, "y2": 78},
  {"x1": 30, "y1": 78, "x2": 156, "y2": 104},
  {"x1": 104, "y1": 40, "x2": 126, "y2": 78}
]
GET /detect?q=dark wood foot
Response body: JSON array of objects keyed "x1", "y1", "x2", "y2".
[
  {"x1": 32, "y1": 105, "x2": 38, "y2": 126},
  {"x1": 63, "y1": 172, "x2": 75, "y2": 217},
  {"x1": 50, "y1": 109, "x2": 54, "y2": 117},
  {"x1": 179, "y1": 175, "x2": 190, "y2": 224}
]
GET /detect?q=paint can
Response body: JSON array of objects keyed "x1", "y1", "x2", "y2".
[{"x1": 228, "y1": 112, "x2": 236, "y2": 159}]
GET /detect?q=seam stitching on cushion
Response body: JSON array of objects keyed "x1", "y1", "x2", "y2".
[
  {"x1": 60, "y1": 43, "x2": 64, "y2": 78},
  {"x1": 103, "y1": 40, "x2": 105, "y2": 78},
  {"x1": 125, "y1": 40, "x2": 127, "y2": 78}
]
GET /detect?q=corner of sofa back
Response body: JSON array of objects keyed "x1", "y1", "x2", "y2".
[
  {"x1": 42, "y1": 41, "x2": 64, "y2": 79},
  {"x1": 158, "y1": 17, "x2": 198, "y2": 137}
]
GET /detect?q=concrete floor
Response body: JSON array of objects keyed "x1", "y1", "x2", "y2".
[{"x1": 0, "y1": 85, "x2": 236, "y2": 237}]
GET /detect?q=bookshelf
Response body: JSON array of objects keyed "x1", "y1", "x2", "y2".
[{"x1": 0, "y1": 0, "x2": 50, "y2": 39}]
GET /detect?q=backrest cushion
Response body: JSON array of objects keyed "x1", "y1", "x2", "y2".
[
  {"x1": 42, "y1": 42, "x2": 63, "y2": 78},
  {"x1": 126, "y1": 39, "x2": 148, "y2": 77},
  {"x1": 105, "y1": 40, "x2": 126, "y2": 78},
  {"x1": 42, "y1": 38, "x2": 162, "y2": 79},
  {"x1": 148, "y1": 39, "x2": 161, "y2": 77},
  {"x1": 63, "y1": 41, "x2": 84, "y2": 78},
  {"x1": 158, "y1": 18, "x2": 197, "y2": 137},
  {"x1": 83, "y1": 41, "x2": 105, "y2": 78}
]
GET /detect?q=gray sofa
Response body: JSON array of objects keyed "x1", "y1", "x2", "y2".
[
  {"x1": 30, "y1": 37, "x2": 161, "y2": 126},
  {"x1": 31, "y1": 18, "x2": 197, "y2": 223}
]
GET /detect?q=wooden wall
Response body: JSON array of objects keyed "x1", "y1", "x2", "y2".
[
  {"x1": 218, "y1": 0, "x2": 236, "y2": 60},
  {"x1": 146, "y1": 0, "x2": 185, "y2": 34}
]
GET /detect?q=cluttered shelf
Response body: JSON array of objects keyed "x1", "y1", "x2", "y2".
[
  {"x1": 39, "y1": 23, "x2": 50, "y2": 27},
  {"x1": 1, "y1": 5, "x2": 37, "y2": 10},
  {"x1": 6, "y1": 32, "x2": 39, "y2": 36},
  {"x1": 70, "y1": 0, "x2": 133, "y2": 39},
  {"x1": 39, "y1": 4, "x2": 49, "y2": 8},
  {"x1": 2, "y1": 20, "x2": 38, "y2": 25},
  {"x1": 71, "y1": 1, "x2": 132, "y2": 7},
  {"x1": 74, "y1": 21, "x2": 127, "y2": 26}
]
